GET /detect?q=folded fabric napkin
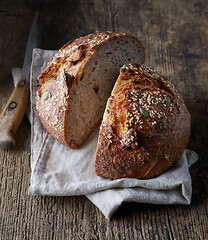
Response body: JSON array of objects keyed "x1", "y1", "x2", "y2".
[{"x1": 12, "y1": 48, "x2": 198, "y2": 219}]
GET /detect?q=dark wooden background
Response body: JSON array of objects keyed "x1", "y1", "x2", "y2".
[{"x1": 0, "y1": 0, "x2": 207, "y2": 239}]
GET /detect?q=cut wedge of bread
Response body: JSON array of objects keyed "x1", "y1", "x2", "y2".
[{"x1": 36, "y1": 32, "x2": 145, "y2": 148}]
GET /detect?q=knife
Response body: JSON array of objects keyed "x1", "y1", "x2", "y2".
[{"x1": 0, "y1": 12, "x2": 41, "y2": 149}]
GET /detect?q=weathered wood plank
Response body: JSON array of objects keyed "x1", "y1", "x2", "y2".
[{"x1": 0, "y1": 0, "x2": 207, "y2": 239}]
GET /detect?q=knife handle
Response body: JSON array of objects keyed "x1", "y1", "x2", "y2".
[{"x1": 0, "y1": 77, "x2": 30, "y2": 149}]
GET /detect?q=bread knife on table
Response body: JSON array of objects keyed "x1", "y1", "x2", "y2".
[{"x1": 0, "y1": 12, "x2": 41, "y2": 149}]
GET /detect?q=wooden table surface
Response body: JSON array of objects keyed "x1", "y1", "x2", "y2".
[{"x1": 0, "y1": 0, "x2": 207, "y2": 239}]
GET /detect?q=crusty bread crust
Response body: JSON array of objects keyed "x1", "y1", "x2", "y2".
[
  {"x1": 35, "y1": 31, "x2": 145, "y2": 148},
  {"x1": 95, "y1": 64, "x2": 191, "y2": 179}
]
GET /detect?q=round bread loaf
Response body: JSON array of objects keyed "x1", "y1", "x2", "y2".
[
  {"x1": 35, "y1": 31, "x2": 145, "y2": 148},
  {"x1": 95, "y1": 64, "x2": 191, "y2": 179}
]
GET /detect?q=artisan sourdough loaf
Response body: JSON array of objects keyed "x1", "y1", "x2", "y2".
[
  {"x1": 95, "y1": 64, "x2": 191, "y2": 179},
  {"x1": 36, "y1": 31, "x2": 145, "y2": 148}
]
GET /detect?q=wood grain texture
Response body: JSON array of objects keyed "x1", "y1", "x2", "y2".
[
  {"x1": 0, "y1": 0, "x2": 207, "y2": 239},
  {"x1": 0, "y1": 77, "x2": 29, "y2": 149}
]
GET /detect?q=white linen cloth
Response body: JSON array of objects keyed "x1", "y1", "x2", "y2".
[{"x1": 12, "y1": 48, "x2": 198, "y2": 219}]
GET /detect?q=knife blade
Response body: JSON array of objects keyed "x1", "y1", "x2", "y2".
[{"x1": 0, "y1": 12, "x2": 41, "y2": 149}]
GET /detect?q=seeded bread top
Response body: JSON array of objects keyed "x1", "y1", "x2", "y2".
[
  {"x1": 95, "y1": 64, "x2": 190, "y2": 179},
  {"x1": 102, "y1": 63, "x2": 187, "y2": 149}
]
